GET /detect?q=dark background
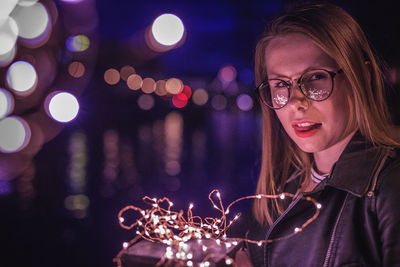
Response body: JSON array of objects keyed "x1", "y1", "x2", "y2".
[{"x1": 1, "y1": 1, "x2": 399, "y2": 267}]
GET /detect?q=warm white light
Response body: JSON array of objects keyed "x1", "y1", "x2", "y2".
[
  {"x1": 18, "y1": 0, "x2": 39, "y2": 7},
  {"x1": 47, "y1": 92, "x2": 79, "y2": 123},
  {"x1": 6, "y1": 61, "x2": 37, "y2": 94},
  {"x1": 0, "y1": 45, "x2": 16, "y2": 66},
  {"x1": 151, "y1": 14, "x2": 184, "y2": 46},
  {"x1": 0, "y1": 0, "x2": 18, "y2": 19},
  {"x1": 0, "y1": 17, "x2": 19, "y2": 55},
  {"x1": 0, "y1": 116, "x2": 31, "y2": 153},
  {"x1": 11, "y1": 2, "x2": 49, "y2": 39},
  {"x1": 0, "y1": 88, "x2": 14, "y2": 119}
]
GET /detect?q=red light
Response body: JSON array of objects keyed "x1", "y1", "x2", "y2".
[
  {"x1": 172, "y1": 93, "x2": 188, "y2": 108},
  {"x1": 182, "y1": 85, "x2": 192, "y2": 99}
]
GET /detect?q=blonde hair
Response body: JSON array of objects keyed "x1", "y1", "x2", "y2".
[{"x1": 254, "y1": 1, "x2": 400, "y2": 225}]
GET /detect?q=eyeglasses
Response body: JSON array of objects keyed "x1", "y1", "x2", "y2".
[{"x1": 256, "y1": 68, "x2": 343, "y2": 109}]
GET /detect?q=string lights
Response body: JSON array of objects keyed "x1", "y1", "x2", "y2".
[{"x1": 114, "y1": 190, "x2": 321, "y2": 267}]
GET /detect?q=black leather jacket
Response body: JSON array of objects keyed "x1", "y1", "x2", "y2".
[{"x1": 245, "y1": 133, "x2": 400, "y2": 267}]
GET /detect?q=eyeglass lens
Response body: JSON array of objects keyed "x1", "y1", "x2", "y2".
[{"x1": 260, "y1": 69, "x2": 333, "y2": 109}]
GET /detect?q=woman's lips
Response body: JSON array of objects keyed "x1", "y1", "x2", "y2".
[{"x1": 291, "y1": 121, "x2": 322, "y2": 138}]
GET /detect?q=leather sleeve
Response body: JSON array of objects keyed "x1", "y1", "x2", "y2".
[{"x1": 376, "y1": 155, "x2": 400, "y2": 266}]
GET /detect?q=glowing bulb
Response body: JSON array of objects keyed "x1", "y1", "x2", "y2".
[
  {"x1": 11, "y1": 2, "x2": 49, "y2": 39},
  {"x1": 280, "y1": 193, "x2": 285, "y2": 199},
  {"x1": 317, "y1": 203, "x2": 322, "y2": 209},
  {"x1": 189, "y1": 203, "x2": 193, "y2": 209},
  {"x1": 294, "y1": 227, "x2": 301, "y2": 233},
  {"x1": 0, "y1": 0, "x2": 18, "y2": 19},
  {"x1": 0, "y1": 17, "x2": 18, "y2": 55},
  {"x1": 151, "y1": 13, "x2": 184, "y2": 46},
  {"x1": 257, "y1": 241, "x2": 262, "y2": 247},
  {"x1": 0, "y1": 88, "x2": 14, "y2": 119},
  {"x1": 0, "y1": 116, "x2": 31, "y2": 153},
  {"x1": 119, "y1": 217, "x2": 124, "y2": 223},
  {"x1": 122, "y1": 242, "x2": 129, "y2": 249},
  {"x1": 225, "y1": 259, "x2": 232, "y2": 265},
  {"x1": 47, "y1": 92, "x2": 79, "y2": 123},
  {"x1": 6, "y1": 60, "x2": 37, "y2": 94}
]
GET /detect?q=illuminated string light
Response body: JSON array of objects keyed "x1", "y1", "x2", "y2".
[{"x1": 113, "y1": 190, "x2": 321, "y2": 267}]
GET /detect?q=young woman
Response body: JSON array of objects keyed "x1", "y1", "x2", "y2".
[{"x1": 237, "y1": 2, "x2": 400, "y2": 266}]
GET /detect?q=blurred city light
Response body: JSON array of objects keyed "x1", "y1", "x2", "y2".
[
  {"x1": 127, "y1": 74, "x2": 142, "y2": 90},
  {"x1": 0, "y1": 0, "x2": 18, "y2": 19},
  {"x1": 192, "y1": 88, "x2": 209, "y2": 106},
  {"x1": 120, "y1": 65, "x2": 135, "y2": 81},
  {"x1": 155, "y1": 80, "x2": 167, "y2": 96},
  {"x1": 6, "y1": 60, "x2": 37, "y2": 94},
  {"x1": 47, "y1": 92, "x2": 79, "y2": 123},
  {"x1": 68, "y1": 61, "x2": 85, "y2": 78},
  {"x1": 137, "y1": 94, "x2": 155, "y2": 110},
  {"x1": 0, "y1": 88, "x2": 14, "y2": 119},
  {"x1": 0, "y1": 17, "x2": 18, "y2": 55},
  {"x1": 151, "y1": 13, "x2": 184, "y2": 46},
  {"x1": 104, "y1": 68, "x2": 120, "y2": 85},
  {"x1": 236, "y1": 93, "x2": 253, "y2": 111},
  {"x1": 0, "y1": 45, "x2": 16, "y2": 67},
  {"x1": 0, "y1": 116, "x2": 31, "y2": 153},
  {"x1": 141, "y1": 77, "x2": 156, "y2": 94},
  {"x1": 165, "y1": 77, "x2": 183, "y2": 94},
  {"x1": 11, "y1": 2, "x2": 49, "y2": 39},
  {"x1": 172, "y1": 93, "x2": 188, "y2": 108},
  {"x1": 218, "y1": 65, "x2": 237, "y2": 83},
  {"x1": 66, "y1": 34, "x2": 90, "y2": 52}
]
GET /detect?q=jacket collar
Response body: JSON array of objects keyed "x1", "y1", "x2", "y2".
[{"x1": 323, "y1": 131, "x2": 383, "y2": 197}]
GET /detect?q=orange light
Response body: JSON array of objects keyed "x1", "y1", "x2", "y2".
[{"x1": 104, "y1": 68, "x2": 120, "y2": 85}]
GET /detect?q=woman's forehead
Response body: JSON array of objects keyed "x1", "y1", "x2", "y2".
[{"x1": 264, "y1": 34, "x2": 337, "y2": 77}]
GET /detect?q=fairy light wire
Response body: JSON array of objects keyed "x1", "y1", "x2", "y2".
[{"x1": 113, "y1": 190, "x2": 321, "y2": 267}]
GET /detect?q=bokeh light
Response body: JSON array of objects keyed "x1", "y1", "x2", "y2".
[
  {"x1": 66, "y1": 34, "x2": 90, "y2": 52},
  {"x1": 211, "y1": 94, "x2": 227, "y2": 111},
  {"x1": 155, "y1": 80, "x2": 167, "y2": 96},
  {"x1": 236, "y1": 93, "x2": 253, "y2": 111},
  {"x1": 0, "y1": 116, "x2": 31, "y2": 153},
  {"x1": 11, "y1": 2, "x2": 49, "y2": 39},
  {"x1": 104, "y1": 68, "x2": 120, "y2": 85},
  {"x1": 47, "y1": 92, "x2": 79, "y2": 123},
  {"x1": 137, "y1": 94, "x2": 155, "y2": 110},
  {"x1": 0, "y1": 45, "x2": 16, "y2": 67},
  {"x1": 18, "y1": 0, "x2": 39, "y2": 7},
  {"x1": 192, "y1": 89, "x2": 208, "y2": 106},
  {"x1": 68, "y1": 61, "x2": 85, "y2": 78},
  {"x1": 218, "y1": 65, "x2": 237, "y2": 83},
  {"x1": 165, "y1": 78, "x2": 183, "y2": 94},
  {"x1": 0, "y1": 17, "x2": 19, "y2": 55},
  {"x1": 6, "y1": 60, "x2": 37, "y2": 94},
  {"x1": 181, "y1": 85, "x2": 192, "y2": 99},
  {"x1": 0, "y1": 88, "x2": 15, "y2": 119},
  {"x1": 127, "y1": 74, "x2": 142, "y2": 90},
  {"x1": 0, "y1": 0, "x2": 18, "y2": 19},
  {"x1": 120, "y1": 65, "x2": 135, "y2": 81},
  {"x1": 151, "y1": 13, "x2": 184, "y2": 46},
  {"x1": 172, "y1": 93, "x2": 188, "y2": 108},
  {"x1": 141, "y1": 77, "x2": 156, "y2": 94}
]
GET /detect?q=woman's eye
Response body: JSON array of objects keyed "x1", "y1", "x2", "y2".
[
  {"x1": 271, "y1": 81, "x2": 287, "y2": 88},
  {"x1": 309, "y1": 73, "x2": 327, "y2": 81}
]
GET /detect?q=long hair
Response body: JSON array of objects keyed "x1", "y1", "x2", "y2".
[{"x1": 253, "y1": 1, "x2": 400, "y2": 225}]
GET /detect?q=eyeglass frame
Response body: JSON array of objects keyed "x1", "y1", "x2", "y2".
[{"x1": 255, "y1": 68, "x2": 343, "y2": 109}]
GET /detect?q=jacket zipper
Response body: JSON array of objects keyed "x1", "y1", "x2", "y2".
[
  {"x1": 263, "y1": 193, "x2": 303, "y2": 267},
  {"x1": 322, "y1": 193, "x2": 349, "y2": 267}
]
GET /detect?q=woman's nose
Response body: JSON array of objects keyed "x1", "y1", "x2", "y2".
[{"x1": 288, "y1": 84, "x2": 310, "y2": 110}]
